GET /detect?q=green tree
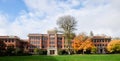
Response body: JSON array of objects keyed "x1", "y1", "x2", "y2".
[
  {"x1": 34, "y1": 48, "x2": 40, "y2": 55},
  {"x1": 15, "y1": 47, "x2": 23, "y2": 55},
  {"x1": 57, "y1": 15, "x2": 77, "y2": 54},
  {"x1": 6, "y1": 44, "x2": 15, "y2": 56},
  {"x1": 91, "y1": 47, "x2": 97, "y2": 54},
  {"x1": 0, "y1": 41, "x2": 6, "y2": 56}
]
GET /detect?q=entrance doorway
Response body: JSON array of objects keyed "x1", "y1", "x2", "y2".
[
  {"x1": 50, "y1": 50, "x2": 55, "y2": 55},
  {"x1": 100, "y1": 49, "x2": 102, "y2": 53}
]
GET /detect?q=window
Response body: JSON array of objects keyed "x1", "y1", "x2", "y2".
[
  {"x1": 36, "y1": 46, "x2": 40, "y2": 48},
  {"x1": 96, "y1": 40, "x2": 99, "y2": 42},
  {"x1": 35, "y1": 37, "x2": 40, "y2": 41},
  {"x1": 37, "y1": 41, "x2": 40, "y2": 44},
  {"x1": 50, "y1": 37, "x2": 55, "y2": 44},
  {"x1": 8, "y1": 40, "x2": 10, "y2": 42},
  {"x1": 42, "y1": 37, "x2": 48, "y2": 41},
  {"x1": 57, "y1": 41, "x2": 62, "y2": 44},
  {"x1": 50, "y1": 38, "x2": 55, "y2": 41},
  {"x1": 5, "y1": 40, "x2": 7, "y2": 42},
  {"x1": 42, "y1": 45, "x2": 46, "y2": 48},
  {"x1": 50, "y1": 41, "x2": 55, "y2": 44},
  {"x1": 103, "y1": 44, "x2": 104, "y2": 46},
  {"x1": 105, "y1": 40, "x2": 107, "y2": 42},
  {"x1": 93, "y1": 40, "x2": 96, "y2": 42},
  {"x1": 95, "y1": 44, "x2": 96, "y2": 46},
  {"x1": 97, "y1": 44, "x2": 99, "y2": 46},
  {"x1": 50, "y1": 45, "x2": 55, "y2": 48},
  {"x1": 12, "y1": 40, "x2": 14, "y2": 42},
  {"x1": 58, "y1": 37, "x2": 62, "y2": 40},
  {"x1": 105, "y1": 44, "x2": 107, "y2": 46},
  {"x1": 100, "y1": 44, "x2": 101, "y2": 46},
  {"x1": 57, "y1": 45, "x2": 62, "y2": 48}
]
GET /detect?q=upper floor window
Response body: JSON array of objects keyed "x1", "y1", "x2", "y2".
[
  {"x1": 30, "y1": 36, "x2": 41, "y2": 41},
  {"x1": 57, "y1": 37, "x2": 62, "y2": 41},
  {"x1": 50, "y1": 45, "x2": 55, "y2": 48},
  {"x1": 5, "y1": 40, "x2": 7, "y2": 42},
  {"x1": 42, "y1": 37, "x2": 48, "y2": 41},
  {"x1": 50, "y1": 38, "x2": 55, "y2": 41},
  {"x1": 50, "y1": 41, "x2": 55, "y2": 44},
  {"x1": 57, "y1": 41, "x2": 62, "y2": 44}
]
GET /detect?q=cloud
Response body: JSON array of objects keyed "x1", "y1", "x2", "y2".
[
  {"x1": 0, "y1": 0, "x2": 120, "y2": 38},
  {"x1": 0, "y1": 13, "x2": 9, "y2": 35},
  {"x1": 23, "y1": 0, "x2": 120, "y2": 37}
]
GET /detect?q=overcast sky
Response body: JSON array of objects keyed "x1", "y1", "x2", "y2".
[{"x1": 0, "y1": 0, "x2": 120, "y2": 39}]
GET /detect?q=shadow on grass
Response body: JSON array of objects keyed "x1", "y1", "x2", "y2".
[{"x1": 0, "y1": 55, "x2": 58, "y2": 61}]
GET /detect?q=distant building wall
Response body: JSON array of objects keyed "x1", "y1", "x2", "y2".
[
  {"x1": 0, "y1": 36, "x2": 29, "y2": 52},
  {"x1": 92, "y1": 36, "x2": 111, "y2": 54}
]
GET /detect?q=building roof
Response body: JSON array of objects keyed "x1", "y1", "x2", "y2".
[
  {"x1": 28, "y1": 34, "x2": 50, "y2": 37},
  {"x1": 0, "y1": 36, "x2": 20, "y2": 39},
  {"x1": 28, "y1": 34, "x2": 42, "y2": 36},
  {"x1": 92, "y1": 36, "x2": 111, "y2": 39}
]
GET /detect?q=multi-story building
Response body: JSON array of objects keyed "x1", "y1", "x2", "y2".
[
  {"x1": 0, "y1": 32, "x2": 112, "y2": 55},
  {"x1": 28, "y1": 29, "x2": 65, "y2": 55},
  {"x1": 0, "y1": 36, "x2": 21, "y2": 49},
  {"x1": 0, "y1": 36, "x2": 29, "y2": 52},
  {"x1": 92, "y1": 36, "x2": 111, "y2": 54}
]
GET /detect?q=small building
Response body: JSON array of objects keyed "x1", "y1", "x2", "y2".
[
  {"x1": 0, "y1": 36, "x2": 29, "y2": 52},
  {"x1": 92, "y1": 36, "x2": 111, "y2": 54},
  {"x1": 0, "y1": 36, "x2": 21, "y2": 49}
]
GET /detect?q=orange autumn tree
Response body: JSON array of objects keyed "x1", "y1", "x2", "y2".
[
  {"x1": 107, "y1": 40, "x2": 120, "y2": 53},
  {"x1": 72, "y1": 35, "x2": 87, "y2": 52},
  {"x1": 72, "y1": 35, "x2": 96, "y2": 54},
  {"x1": 82, "y1": 38, "x2": 96, "y2": 54}
]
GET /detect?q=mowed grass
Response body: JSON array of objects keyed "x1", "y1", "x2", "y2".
[{"x1": 0, "y1": 54, "x2": 120, "y2": 61}]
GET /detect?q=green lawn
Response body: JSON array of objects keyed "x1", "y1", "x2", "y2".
[{"x1": 0, "y1": 54, "x2": 120, "y2": 61}]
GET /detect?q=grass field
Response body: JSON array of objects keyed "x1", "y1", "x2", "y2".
[{"x1": 0, "y1": 54, "x2": 120, "y2": 61}]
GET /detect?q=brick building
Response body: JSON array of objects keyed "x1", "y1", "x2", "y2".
[
  {"x1": 28, "y1": 29, "x2": 65, "y2": 55},
  {"x1": 92, "y1": 36, "x2": 111, "y2": 53},
  {"x1": 0, "y1": 33, "x2": 112, "y2": 55},
  {"x1": 0, "y1": 36, "x2": 29, "y2": 52}
]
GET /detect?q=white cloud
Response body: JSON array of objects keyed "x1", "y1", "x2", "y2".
[
  {"x1": 0, "y1": 13, "x2": 9, "y2": 35},
  {"x1": 0, "y1": 0, "x2": 120, "y2": 38}
]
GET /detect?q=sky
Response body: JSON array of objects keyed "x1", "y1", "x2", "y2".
[{"x1": 0, "y1": 0, "x2": 120, "y2": 39}]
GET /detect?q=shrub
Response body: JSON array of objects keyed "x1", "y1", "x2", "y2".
[
  {"x1": 58, "y1": 49, "x2": 68, "y2": 55},
  {"x1": 39, "y1": 49, "x2": 47, "y2": 55}
]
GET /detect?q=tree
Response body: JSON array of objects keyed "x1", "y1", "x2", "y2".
[
  {"x1": 113, "y1": 37, "x2": 120, "y2": 40},
  {"x1": 107, "y1": 40, "x2": 120, "y2": 53},
  {"x1": 82, "y1": 38, "x2": 96, "y2": 54},
  {"x1": 34, "y1": 48, "x2": 40, "y2": 55},
  {"x1": 57, "y1": 15, "x2": 77, "y2": 54},
  {"x1": 72, "y1": 35, "x2": 87, "y2": 53},
  {"x1": 91, "y1": 47, "x2": 97, "y2": 54},
  {"x1": 0, "y1": 41, "x2": 6, "y2": 56},
  {"x1": 6, "y1": 44, "x2": 15, "y2": 56},
  {"x1": 15, "y1": 47, "x2": 23, "y2": 55},
  {"x1": 72, "y1": 35, "x2": 96, "y2": 54},
  {"x1": 90, "y1": 31, "x2": 94, "y2": 36}
]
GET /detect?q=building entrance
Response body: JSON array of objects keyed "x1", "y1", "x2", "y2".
[{"x1": 50, "y1": 50, "x2": 55, "y2": 55}]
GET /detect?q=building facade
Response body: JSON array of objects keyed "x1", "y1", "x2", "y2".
[
  {"x1": 92, "y1": 36, "x2": 111, "y2": 54},
  {"x1": 0, "y1": 33, "x2": 112, "y2": 55},
  {"x1": 28, "y1": 29, "x2": 65, "y2": 55},
  {"x1": 0, "y1": 36, "x2": 29, "y2": 52}
]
